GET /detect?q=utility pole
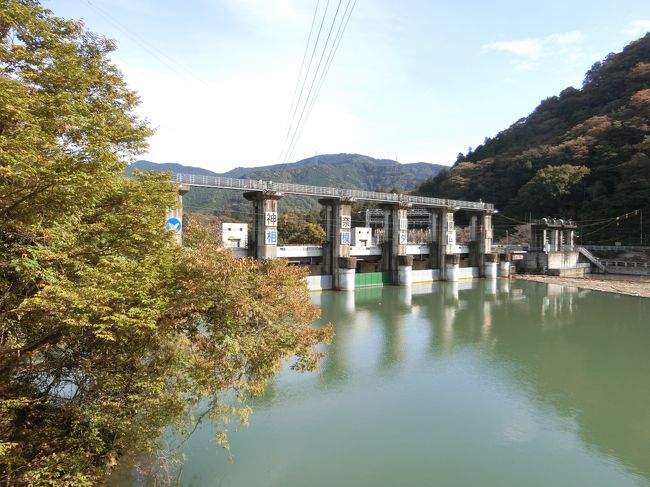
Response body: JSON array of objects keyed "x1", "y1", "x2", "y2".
[{"x1": 641, "y1": 208, "x2": 643, "y2": 246}]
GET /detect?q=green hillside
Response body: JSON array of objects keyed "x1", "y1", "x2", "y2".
[
  {"x1": 415, "y1": 34, "x2": 650, "y2": 245},
  {"x1": 222, "y1": 154, "x2": 444, "y2": 191},
  {"x1": 129, "y1": 154, "x2": 445, "y2": 219}
]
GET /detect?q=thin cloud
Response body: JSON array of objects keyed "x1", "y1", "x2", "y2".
[
  {"x1": 484, "y1": 39, "x2": 542, "y2": 59},
  {"x1": 623, "y1": 20, "x2": 650, "y2": 35},
  {"x1": 481, "y1": 31, "x2": 584, "y2": 69}
]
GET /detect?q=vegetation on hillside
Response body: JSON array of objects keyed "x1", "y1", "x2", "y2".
[
  {"x1": 278, "y1": 210, "x2": 326, "y2": 245},
  {"x1": 416, "y1": 34, "x2": 650, "y2": 244},
  {"x1": 223, "y1": 154, "x2": 444, "y2": 191},
  {"x1": 0, "y1": 2, "x2": 330, "y2": 484}
]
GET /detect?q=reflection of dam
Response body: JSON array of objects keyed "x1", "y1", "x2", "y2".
[
  {"x1": 310, "y1": 283, "x2": 650, "y2": 482},
  {"x1": 481, "y1": 285, "x2": 650, "y2": 481},
  {"x1": 166, "y1": 281, "x2": 650, "y2": 487}
]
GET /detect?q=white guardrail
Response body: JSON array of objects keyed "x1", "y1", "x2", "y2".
[{"x1": 172, "y1": 173, "x2": 494, "y2": 211}]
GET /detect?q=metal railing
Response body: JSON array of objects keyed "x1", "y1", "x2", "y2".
[
  {"x1": 365, "y1": 207, "x2": 432, "y2": 225},
  {"x1": 577, "y1": 246, "x2": 606, "y2": 272},
  {"x1": 600, "y1": 260, "x2": 650, "y2": 268},
  {"x1": 172, "y1": 172, "x2": 494, "y2": 211},
  {"x1": 583, "y1": 245, "x2": 650, "y2": 252},
  {"x1": 531, "y1": 218, "x2": 577, "y2": 227}
]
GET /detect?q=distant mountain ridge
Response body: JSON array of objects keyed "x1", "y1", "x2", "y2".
[
  {"x1": 128, "y1": 154, "x2": 446, "y2": 217},
  {"x1": 128, "y1": 153, "x2": 445, "y2": 191},
  {"x1": 127, "y1": 160, "x2": 218, "y2": 177}
]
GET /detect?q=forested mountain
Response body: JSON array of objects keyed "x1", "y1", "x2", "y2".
[
  {"x1": 128, "y1": 154, "x2": 445, "y2": 218},
  {"x1": 415, "y1": 34, "x2": 650, "y2": 244},
  {"x1": 221, "y1": 153, "x2": 444, "y2": 190}
]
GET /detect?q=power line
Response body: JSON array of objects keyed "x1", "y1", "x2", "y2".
[
  {"x1": 282, "y1": 0, "x2": 345, "y2": 163},
  {"x1": 285, "y1": 0, "x2": 357, "y2": 163},
  {"x1": 580, "y1": 220, "x2": 616, "y2": 239},
  {"x1": 279, "y1": 0, "x2": 332, "y2": 163},
  {"x1": 279, "y1": 0, "x2": 322, "y2": 162},
  {"x1": 82, "y1": 0, "x2": 211, "y2": 88},
  {"x1": 493, "y1": 212, "x2": 529, "y2": 225},
  {"x1": 279, "y1": 0, "x2": 355, "y2": 163},
  {"x1": 577, "y1": 209, "x2": 642, "y2": 227},
  {"x1": 493, "y1": 208, "x2": 643, "y2": 229}
]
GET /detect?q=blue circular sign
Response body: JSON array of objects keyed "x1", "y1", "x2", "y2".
[{"x1": 166, "y1": 217, "x2": 182, "y2": 234}]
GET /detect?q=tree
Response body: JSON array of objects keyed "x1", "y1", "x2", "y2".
[
  {"x1": 495, "y1": 224, "x2": 531, "y2": 245},
  {"x1": 278, "y1": 211, "x2": 326, "y2": 245},
  {"x1": 512, "y1": 164, "x2": 590, "y2": 216},
  {"x1": 0, "y1": 2, "x2": 331, "y2": 484},
  {"x1": 630, "y1": 88, "x2": 650, "y2": 115},
  {"x1": 411, "y1": 34, "x2": 650, "y2": 241}
]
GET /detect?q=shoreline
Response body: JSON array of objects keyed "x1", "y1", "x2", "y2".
[{"x1": 513, "y1": 274, "x2": 650, "y2": 299}]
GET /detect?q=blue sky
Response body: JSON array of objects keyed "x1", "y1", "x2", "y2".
[{"x1": 46, "y1": 0, "x2": 650, "y2": 172}]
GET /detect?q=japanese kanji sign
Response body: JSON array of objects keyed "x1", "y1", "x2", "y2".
[
  {"x1": 265, "y1": 212, "x2": 278, "y2": 227},
  {"x1": 265, "y1": 230, "x2": 277, "y2": 245}
]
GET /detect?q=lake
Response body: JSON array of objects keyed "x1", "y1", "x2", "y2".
[{"x1": 116, "y1": 279, "x2": 650, "y2": 486}]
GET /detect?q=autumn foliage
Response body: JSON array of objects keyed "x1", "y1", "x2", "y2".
[
  {"x1": 0, "y1": 2, "x2": 331, "y2": 484},
  {"x1": 416, "y1": 35, "x2": 650, "y2": 243}
]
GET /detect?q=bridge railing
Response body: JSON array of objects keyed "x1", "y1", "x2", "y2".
[{"x1": 171, "y1": 172, "x2": 493, "y2": 211}]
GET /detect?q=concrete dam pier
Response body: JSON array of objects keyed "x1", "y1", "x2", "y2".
[{"x1": 170, "y1": 173, "x2": 501, "y2": 291}]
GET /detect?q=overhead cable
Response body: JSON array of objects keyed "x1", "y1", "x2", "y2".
[
  {"x1": 83, "y1": 0, "x2": 210, "y2": 88},
  {"x1": 281, "y1": 0, "x2": 344, "y2": 163},
  {"x1": 279, "y1": 0, "x2": 322, "y2": 161},
  {"x1": 279, "y1": 0, "x2": 355, "y2": 163},
  {"x1": 284, "y1": 0, "x2": 357, "y2": 163},
  {"x1": 279, "y1": 0, "x2": 332, "y2": 163}
]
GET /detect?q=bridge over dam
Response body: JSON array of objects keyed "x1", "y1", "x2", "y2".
[{"x1": 169, "y1": 172, "x2": 503, "y2": 290}]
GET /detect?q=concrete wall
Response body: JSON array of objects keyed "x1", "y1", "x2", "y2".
[
  {"x1": 521, "y1": 252, "x2": 544, "y2": 272},
  {"x1": 601, "y1": 265, "x2": 650, "y2": 276},
  {"x1": 547, "y1": 251, "x2": 580, "y2": 269},
  {"x1": 547, "y1": 265, "x2": 589, "y2": 277},
  {"x1": 458, "y1": 267, "x2": 480, "y2": 280},
  {"x1": 404, "y1": 267, "x2": 476, "y2": 283},
  {"x1": 412, "y1": 269, "x2": 441, "y2": 283},
  {"x1": 305, "y1": 275, "x2": 333, "y2": 291},
  {"x1": 522, "y1": 251, "x2": 580, "y2": 272},
  {"x1": 352, "y1": 227, "x2": 372, "y2": 247},
  {"x1": 357, "y1": 261, "x2": 380, "y2": 273},
  {"x1": 306, "y1": 267, "x2": 480, "y2": 291},
  {"x1": 222, "y1": 223, "x2": 248, "y2": 248},
  {"x1": 229, "y1": 248, "x2": 248, "y2": 258},
  {"x1": 412, "y1": 258, "x2": 430, "y2": 270}
]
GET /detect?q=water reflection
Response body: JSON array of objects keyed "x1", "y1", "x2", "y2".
[
  {"x1": 116, "y1": 280, "x2": 650, "y2": 486},
  {"x1": 314, "y1": 280, "x2": 650, "y2": 483}
]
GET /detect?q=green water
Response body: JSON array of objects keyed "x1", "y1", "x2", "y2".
[{"x1": 119, "y1": 280, "x2": 650, "y2": 486}]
